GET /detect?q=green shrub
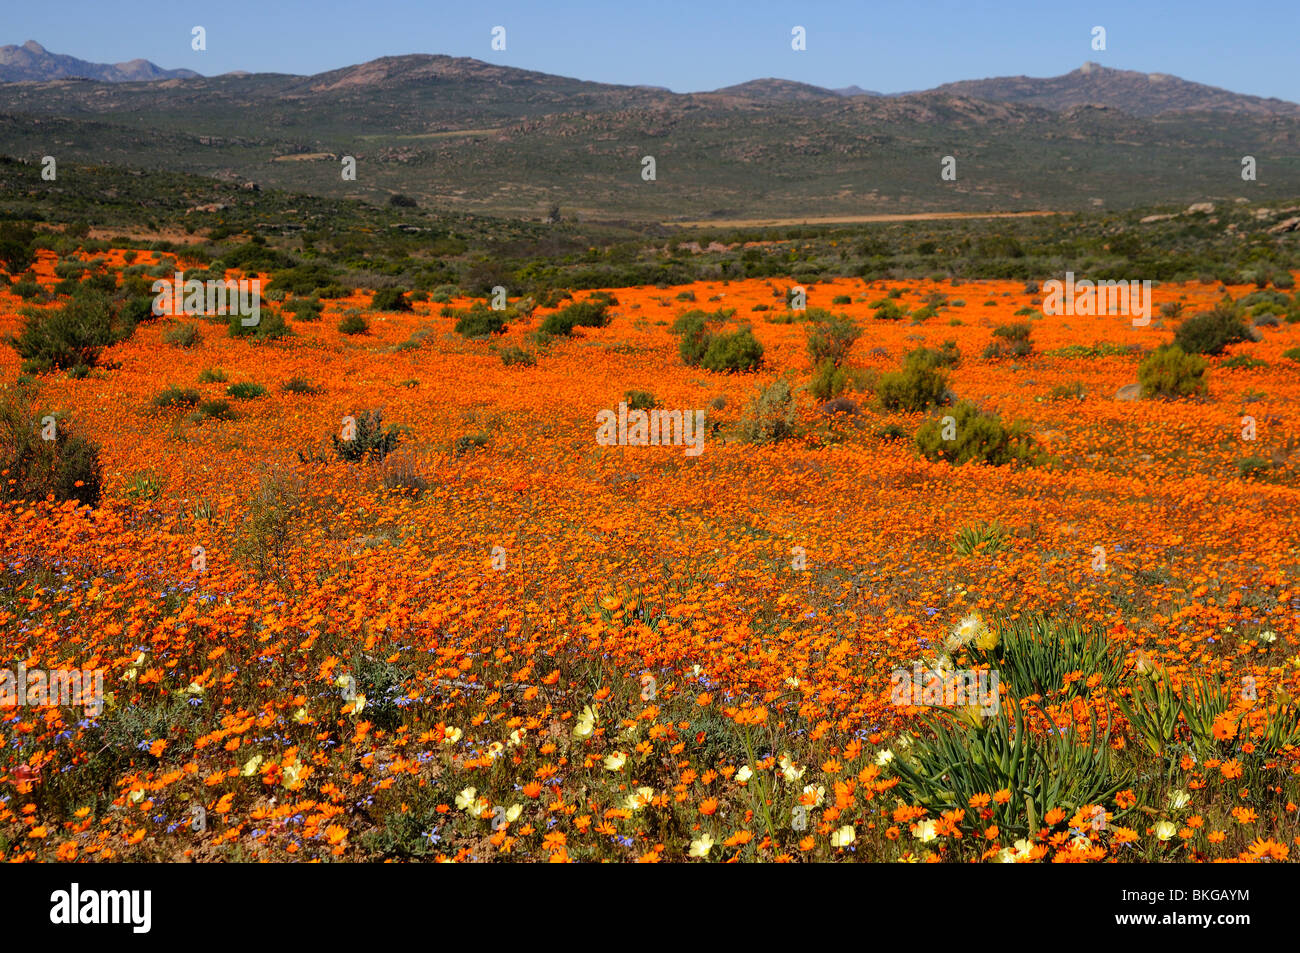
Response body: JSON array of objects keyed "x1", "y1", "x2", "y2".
[
  {"x1": 876, "y1": 361, "x2": 949, "y2": 412},
  {"x1": 809, "y1": 359, "x2": 848, "y2": 401},
  {"x1": 281, "y1": 376, "x2": 319, "y2": 394},
  {"x1": 701, "y1": 328, "x2": 763, "y2": 373},
  {"x1": 740, "y1": 379, "x2": 797, "y2": 444},
  {"x1": 891, "y1": 698, "x2": 1127, "y2": 839},
  {"x1": 152, "y1": 385, "x2": 200, "y2": 409},
  {"x1": 1174, "y1": 301, "x2": 1249, "y2": 355},
  {"x1": 1283, "y1": 347, "x2": 1300, "y2": 363},
  {"x1": 0, "y1": 400, "x2": 103, "y2": 507},
  {"x1": 195, "y1": 399, "x2": 236, "y2": 421},
  {"x1": 163, "y1": 322, "x2": 201, "y2": 348},
  {"x1": 1237, "y1": 456, "x2": 1272, "y2": 479},
  {"x1": 967, "y1": 615, "x2": 1123, "y2": 699},
  {"x1": 198, "y1": 366, "x2": 228, "y2": 383},
  {"x1": 953, "y1": 521, "x2": 1008, "y2": 557},
  {"x1": 454, "y1": 304, "x2": 508, "y2": 337},
  {"x1": 805, "y1": 314, "x2": 861, "y2": 367},
  {"x1": 1138, "y1": 346, "x2": 1207, "y2": 398},
  {"x1": 338, "y1": 314, "x2": 370, "y2": 335},
  {"x1": 11, "y1": 279, "x2": 42, "y2": 300},
  {"x1": 9, "y1": 291, "x2": 126, "y2": 373},
  {"x1": 915, "y1": 401, "x2": 1040, "y2": 466},
  {"x1": 624, "y1": 389, "x2": 658, "y2": 411},
  {"x1": 499, "y1": 345, "x2": 536, "y2": 367},
  {"x1": 266, "y1": 263, "x2": 337, "y2": 297},
  {"x1": 872, "y1": 300, "x2": 908, "y2": 321},
  {"x1": 333, "y1": 409, "x2": 403, "y2": 462},
  {"x1": 284, "y1": 297, "x2": 324, "y2": 322},
  {"x1": 1047, "y1": 381, "x2": 1086, "y2": 400},
  {"x1": 371, "y1": 288, "x2": 412, "y2": 312},
  {"x1": 832, "y1": 295, "x2": 852, "y2": 305},
  {"x1": 538, "y1": 300, "x2": 609, "y2": 336},
  {"x1": 226, "y1": 382, "x2": 267, "y2": 400},
  {"x1": 905, "y1": 341, "x2": 961, "y2": 370}
]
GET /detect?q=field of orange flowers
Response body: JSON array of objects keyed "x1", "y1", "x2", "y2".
[{"x1": 2, "y1": 247, "x2": 1299, "y2": 863}]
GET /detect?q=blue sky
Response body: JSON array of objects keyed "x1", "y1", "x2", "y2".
[{"x1": 11, "y1": 0, "x2": 1299, "y2": 101}]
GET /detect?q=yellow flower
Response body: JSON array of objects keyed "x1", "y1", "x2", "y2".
[
  {"x1": 455, "y1": 787, "x2": 478, "y2": 811},
  {"x1": 443, "y1": 726, "x2": 462, "y2": 744},
  {"x1": 1154, "y1": 821, "x2": 1177, "y2": 841},
  {"x1": 830, "y1": 825, "x2": 855, "y2": 847},
  {"x1": 505, "y1": 804, "x2": 523, "y2": 823},
  {"x1": 913, "y1": 820, "x2": 938, "y2": 843},
  {"x1": 241, "y1": 754, "x2": 263, "y2": 776},
  {"x1": 735, "y1": 765, "x2": 753, "y2": 784},
  {"x1": 688, "y1": 834, "x2": 714, "y2": 858},
  {"x1": 604, "y1": 751, "x2": 627, "y2": 771},
  {"x1": 573, "y1": 705, "x2": 597, "y2": 739}
]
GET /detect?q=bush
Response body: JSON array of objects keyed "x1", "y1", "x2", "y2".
[
  {"x1": 876, "y1": 361, "x2": 949, "y2": 412},
  {"x1": 9, "y1": 291, "x2": 124, "y2": 372},
  {"x1": 987, "y1": 321, "x2": 1033, "y2": 359},
  {"x1": 198, "y1": 367, "x2": 228, "y2": 383},
  {"x1": 163, "y1": 322, "x2": 201, "y2": 348},
  {"x1": 333, "y1": 409, "x2": 403, "y2": 462},
  {"x1": 281, "y1": 375, "x2": 319, "y2": 394},
  {"x1": 701, "y1": 328, "x2": 764, "y2": 373},
  {"x1": 371, "y1": 288, "x2": 412, "y2": 312},
  {"x1": 266, "y1": 263, "x2": 338, "y2": 297},
  {"x1": 624, "y1": 390, "x2": 658, "y2": 411},
  {"x1": 740, "y1": 379, "x2": 797, "y2": 443},
  {"x1": 1138, "y1": 346, "x2": 1207, "y2": 398},
  {"x1": 832, "y1": 295, "x2": 852, "y2": 305},
  {"x1": 226, "y1": 382, "x2": 267, "y2": 400},
  {"x1": 872, "y1": 300, "x2": 908, "y2": 321},
  {"x1": 283, "y1": 297, "x2": 324, "y2": 322},
  {"x1": 0, "y1": 400, "x2": 103, "y2": 507},
  {"x1": 195, "y1": 398, "x2": 236, "y2": 421},
  {"x1": 905, "y1": 341, "x2": 961, "y2": 370},
  {"x1": 499, "y1": 345, "x2": 536, "y2": 367},
  {"x1": 1283, "y1": 347, "x2": 1300, "y2": 363},
  {"x1": 152, "y1": 385, "x2": 200, "y2": 409},
  {"x1": 338, "y1": 314, "x2": 370, "y2": 335},
  {"x1": 1237, "y1": 456, "x2": 1273, "y2": 479},
  {"x1": 805, "y1": 314, "x2": 861, "y2": 367},
  {"x1": 454, "y1": 304, "x2": 508, "y2": 337},
  {"x1": 538, "y1": 300, "x2": 609, "y2": 336},
  {"x1": 915, "y1": 401, "x2": 1040, "y2": 466},
  {"x1": 1174, "y1": 301, "x2": 1249, "y2": 355},
  {"x1": 808, "y1": 360, "x2": 848, "y2": 401}
]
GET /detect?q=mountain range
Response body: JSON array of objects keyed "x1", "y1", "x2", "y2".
[
  {"x1": 2, "y1": 42, "x2": 1298, "y2": 222},
  {"x1": 0, "y1": 40, "x2": 197, "y2": 83}
]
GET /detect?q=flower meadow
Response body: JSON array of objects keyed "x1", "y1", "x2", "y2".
[{"x1": 2, "y1": 248, "x2": 1299, "y2": 864}]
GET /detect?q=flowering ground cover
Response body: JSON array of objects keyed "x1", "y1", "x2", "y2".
[{"x1": 2, "y1": 249, "x2": 1298, "y2": 862}]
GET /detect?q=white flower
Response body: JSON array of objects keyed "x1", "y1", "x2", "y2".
[
  {"x1": 455, "y1": 787, "x2": 478, "y2": 811},
  {"x1": 573, "y1": 705, "x2": 597, "y2": 739},
  {"x1": 443, "y1": 726, "x2": 462, "y2": 744},
  {"x1": 875, "y1": 749, "x2": 894, "y2": 766},
  {"x1": 801, "y1": 784, "x2": 826, "y2": 808},
  {"x1": 604, "y1": 751, "x2": 627, "y2": 771},
  {"x1": 1167, "y1": 789, "x2": 1191, "y2": 810},
  {"x1": 689, "y1": 834, "x2": 714, "y2": 857},
  {"x1": 912, "y1": 820, "x2": 938, "y2": 843},
  {"x1": 1154, "y1": 821, "x2": 1177, "y2": 841},
  {"x1": 830, "y1": 825, "x2": 855, "y2": 847},
  {"x1": 735, "y1": 765, "x2": 753, "y2": 784}
]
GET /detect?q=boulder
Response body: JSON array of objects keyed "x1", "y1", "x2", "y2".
[{"x1": 1115, "y1": 383, "x2": 1142, "y2": 401}]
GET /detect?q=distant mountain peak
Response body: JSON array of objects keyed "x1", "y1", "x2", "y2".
[{"x1": 0, "y1": 39, "x2": 199, "y2": 83}]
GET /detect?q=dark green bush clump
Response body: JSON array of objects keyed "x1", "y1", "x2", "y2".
[
  {"x1": 1138, "y1": 345, "x2": 1207, "y2": 398},
  {"x1": 455, "y1": 304, "x2": 509, "y2": 337},
  {"x1": 338, "y1": 314, "x2": 370, "y2": 335},
  {"x1": 805, "y1": 314, "x2": 861, "y2": 367},
  {"x1": 915, "y1": 401, "x2": 1041, "y2": 466},
  {"x1": 538, "y1": 300, "x2": 609, "y2": 336},
  {"x1": 371, "y1": 288, "x2": 413, "y2": 312},
  {"x1": 0, "y1": 400, "x2": 103, "y2": 506},
  {"x1": 333, "y1": 409, "x2": 403, "y2": 462},
  {"x1": 1173, "y1": 301, "x2": 1250, "y2": 356}
]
